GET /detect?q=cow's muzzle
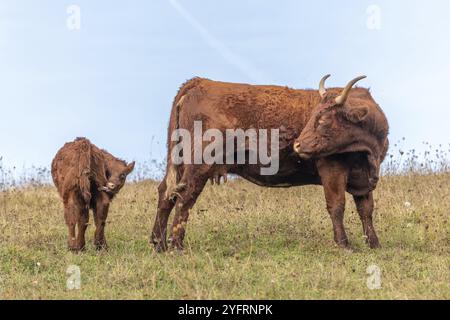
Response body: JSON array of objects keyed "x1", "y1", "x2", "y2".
[{"x1": 293, "y1": 141, "x2": 313, "y2": 160}]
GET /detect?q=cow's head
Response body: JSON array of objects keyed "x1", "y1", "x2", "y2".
[
  {"x1": 100, "y1": 160, "x2": 135, "y2": 194},
  {"x1": 294, "y1": 75, "x2": 372, "y2": 160}
]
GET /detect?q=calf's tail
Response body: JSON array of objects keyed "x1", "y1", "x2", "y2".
[{"x1": 77, "y1": 138, "x2": 92, "y2": 204}]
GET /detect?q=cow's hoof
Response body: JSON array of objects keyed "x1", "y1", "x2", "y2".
[
  {"x1": 169, "y1": 239, "x2": 184, "y2": 253},
  {"x1": 154, "y1": 244, "x2": 168, "y2": 253},
  {"x1": 151, "y1": 237, "x2": 168, "y2": 253},
  {"x1": 168, "y1": 247, "x2": 184, "y2": 256},
  {"x1": 94, "y1": 242, "x2": 108, "y2": 251}
]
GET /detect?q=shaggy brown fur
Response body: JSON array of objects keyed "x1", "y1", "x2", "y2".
[
  {"x1": 51, "y1": 138, "x2": 135, "y2": 252},
  {"x1": 151, "y1": 77, "x2": 389, "y2": 252}
]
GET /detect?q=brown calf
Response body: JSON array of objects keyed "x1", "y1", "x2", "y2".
[{"x1": 51, "y1": 137, "x2": 134, "y2": 251}]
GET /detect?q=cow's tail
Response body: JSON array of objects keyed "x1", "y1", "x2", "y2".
[
  {"x1": 76, "y1": 137, "x2": 92, "y2": 205},
  {"x1": 164, "y1": 78, "x2": 200, "y2": 201}
]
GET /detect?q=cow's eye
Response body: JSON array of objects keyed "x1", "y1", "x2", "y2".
[
  {"x1": 120, "y1": 174, "x2": 126, "y2": 180},
  {"x1": 317, "y1": 115, "x2": 330, "y2": 127}
]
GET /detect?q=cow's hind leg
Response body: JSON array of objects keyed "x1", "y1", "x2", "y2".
[
  {"x1": 317, "y1": 158, "x2": 350, "y2": 249},
  {"x1": 151, "y1": 167, "x2": 177, "y2": 252},
  {"x1": 353, "y1": 192, "x2": 380, "y2": 249},
  {"x1": 170, "y1": 165, "x2": 209, "y2": 251}
]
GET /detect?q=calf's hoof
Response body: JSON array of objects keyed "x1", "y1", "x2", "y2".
[
  {"x1": 335, "y1": 237, "x2": 350, "y2": 249},
  {"x1": 68, "y1": 244, "x2": 85, "y2": 253}
]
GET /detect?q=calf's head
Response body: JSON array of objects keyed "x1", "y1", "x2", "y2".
[
  {"x1": 100, "y1": 160, "x2": 135, "y2": 194},
  {"x1": 294, "y1": 75, "x2": 373, "y2": 160}
]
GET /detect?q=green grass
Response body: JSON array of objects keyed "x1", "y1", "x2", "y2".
[{"x1": 0, "y1": 174, "x2": 449, "y2": 299}]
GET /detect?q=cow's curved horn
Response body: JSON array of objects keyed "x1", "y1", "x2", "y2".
[
  {"x1": 319, "y1": 74, "x2": 331, "y2": 98},
  {"x1": 335, "y1": 75, "x2": 367, "y2": 105}
]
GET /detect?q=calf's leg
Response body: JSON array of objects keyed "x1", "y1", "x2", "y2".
[
  {"x1": 64, "y1": 193, "x2": 88, "y2": 252},
  {"x1": 64, "y1": 203, "x2": 77, "y2": 251},
  {"x1": 317, "y1": 159, "x2": 350, "y2": 248},
  {"x1": 353, "y1": 192, "x2": 380, "y2": 248},
  {"x1": 76, "y1": 207, "x2": 89, "y2": 251},
  {"x1": 93, "y1": 192, "x2": 110, "y2": 250}
]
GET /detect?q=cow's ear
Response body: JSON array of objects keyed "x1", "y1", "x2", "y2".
[
  {"x1": 345, "y1": 106, "x2": 369, "y2": 123},
  {"x1": 126, "y1": 161, "x2": 135, "y2": 174}
]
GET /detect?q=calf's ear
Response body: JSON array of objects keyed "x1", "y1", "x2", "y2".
[
  {"x1": 345, "y1": 106, "x2": 369, "y2": 123},
  {"x1": 126, "y1": 161, "x2": 135, "y2": 174}
]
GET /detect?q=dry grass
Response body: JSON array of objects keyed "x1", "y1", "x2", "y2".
[{"x1": 0, "y1": 173, "x2": 449, "y2": 299}]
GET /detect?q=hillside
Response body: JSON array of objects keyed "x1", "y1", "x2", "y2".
[{"x1": 0, "y1": 174, "x2": 449, "y2": 299}]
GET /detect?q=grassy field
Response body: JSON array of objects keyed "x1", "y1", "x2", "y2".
[{"x1": 0, "y1": 174, "x2": 449, "y2": 299}]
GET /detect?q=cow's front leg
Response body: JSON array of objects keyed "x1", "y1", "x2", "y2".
[
  {"x1": 353, "y1": 192, "x2": 380, "y2": 249},
  {"x1": 317, "y1": 158, "x2": 350, "y2": 249}
]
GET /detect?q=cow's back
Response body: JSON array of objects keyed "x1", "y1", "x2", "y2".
[{"x1": 177, "y1": 78, "x2": 324, "y2": 133}]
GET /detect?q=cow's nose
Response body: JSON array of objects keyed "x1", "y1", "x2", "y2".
[
  {"x1": 294, "y1": 142, "x2": 313, "y2": 160},
  {"x1": 107, "y1": 182, "x2": 116, "y2": 190}
]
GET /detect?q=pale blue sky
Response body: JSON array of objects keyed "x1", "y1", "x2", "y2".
[{"x1": 1, "y1": 0, "x2": 450, "y2": 169}]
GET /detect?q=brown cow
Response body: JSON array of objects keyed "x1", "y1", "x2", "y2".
[
  {"x1": 52, "y1": 137, "x2": 135, "y2": 252},
  {"x1": 294, "y1": 75, "x2": 389, "y2": 249},
  {"x1": 151, "y1": 76, "x2": 388, "y2": 252}
]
